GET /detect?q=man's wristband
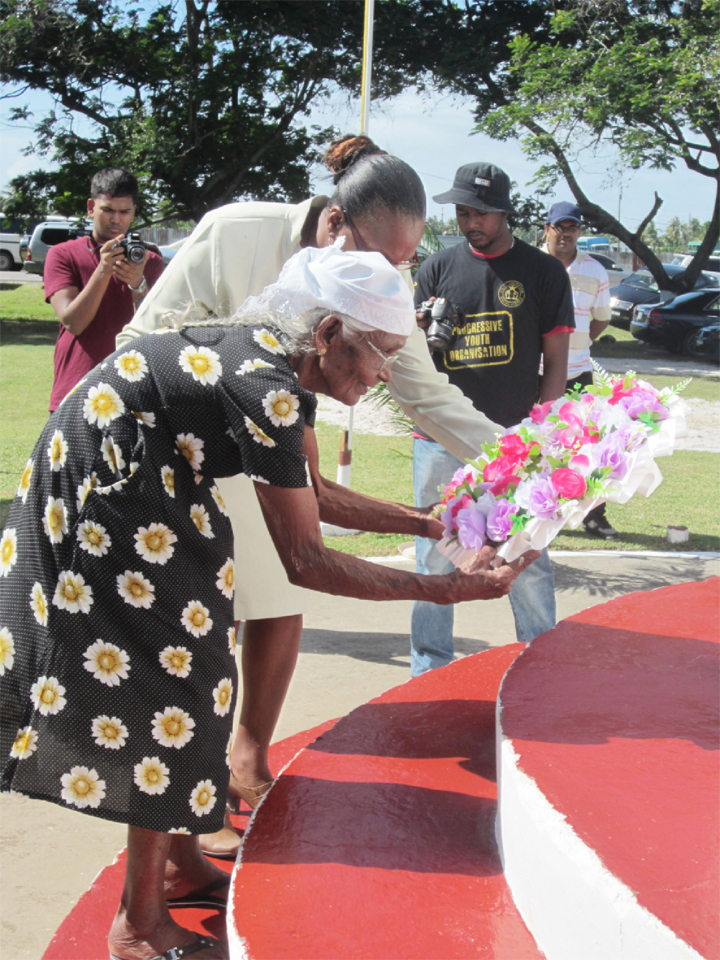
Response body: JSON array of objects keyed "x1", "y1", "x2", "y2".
[{"x1": 129, "y1": 276, "x2": 148, "y2": 295}]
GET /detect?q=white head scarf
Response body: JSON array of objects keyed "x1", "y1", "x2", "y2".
[{"x1": 234, "y1": 239, "x2": 415, "y2": 337}]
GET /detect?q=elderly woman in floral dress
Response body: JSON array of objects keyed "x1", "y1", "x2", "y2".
[{"x1": 0, "y1": 243, "x2": 536, "y2": 960}]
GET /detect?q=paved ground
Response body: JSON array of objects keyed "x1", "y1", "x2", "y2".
[
  {"x1": 1, "y1": 552, "x2": 718, "y2": 959},
  {"x1": 0, "y1": 270, "x2": 41, "y2": 284}
]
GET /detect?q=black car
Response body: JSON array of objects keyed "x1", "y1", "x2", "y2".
[
  {"x1": 630, "y1": 289, "x2": 720, "y2": 358},
  {"x1": 609, "y1": 264, "x2": 719, "y2": 328}
]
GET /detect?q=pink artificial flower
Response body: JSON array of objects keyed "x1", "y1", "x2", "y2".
[
  {"x1": 608, "y1": 380, "x2": 636, "y2": 406},
  {"x1": 568, "y1": 453, "x2": 591, "y2": 472},
  {"x1": 490, "y1": 475, "x2": 521, "y2": 496},
  {"x1": 558, "y1": 400, "x2": 586, "y2": 427},
  {"x1": 530, "y1": 400, "x2": 554, "y2": 423},
  {"x1": 499, "y1": 434, "x2": 532, "y2": 460},
  {"x1": 483, "y1": 455, "x2": 522, "y2": 483},
  {"x1": 551, "y1": 467, "x2": 587, "y2": 500}
]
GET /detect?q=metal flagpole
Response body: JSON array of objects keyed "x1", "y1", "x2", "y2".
[{"x1": 321, "y1": 0, "x2": 374, "y2": 536}]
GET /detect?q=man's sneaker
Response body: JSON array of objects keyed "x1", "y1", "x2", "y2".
[{"x1": 584, "y1": 518, "x2": 620, "y2": 541}]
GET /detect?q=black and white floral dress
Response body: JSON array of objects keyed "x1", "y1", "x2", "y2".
[{"x1": 0, "y1": 324, "x2": 316, "y2": 834}]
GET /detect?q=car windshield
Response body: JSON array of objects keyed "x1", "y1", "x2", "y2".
[{"x1": 623, "y1": 271, "x2": 659, "y2": 292}]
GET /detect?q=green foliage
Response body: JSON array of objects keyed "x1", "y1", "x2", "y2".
[{"x1": 472, "y1": 0, "x2": 720, "y2": 292}]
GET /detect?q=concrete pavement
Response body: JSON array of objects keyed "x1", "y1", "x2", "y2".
[{"x1": 1, "y1": 551, "x2": 718, "y2": 959}]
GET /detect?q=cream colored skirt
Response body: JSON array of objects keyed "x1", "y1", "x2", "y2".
[{"x1": 216, "y1": 473, "x2": 310, "y2": 621}]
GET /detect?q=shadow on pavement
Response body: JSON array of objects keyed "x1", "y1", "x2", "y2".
[{"x1": 299, "y1": 628, "x2": 491, "y2": 665}]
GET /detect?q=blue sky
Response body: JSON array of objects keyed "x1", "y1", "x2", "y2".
[{"x1": 2, "y1": 85, "x2": 715, "y2": 233}]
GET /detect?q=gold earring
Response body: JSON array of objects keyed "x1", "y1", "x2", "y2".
[{"x1": 318, "y1": 347, "x2": 327, "y2": 356}]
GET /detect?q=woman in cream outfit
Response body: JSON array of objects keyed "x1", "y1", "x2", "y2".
[{"x1": 118, "y1": 137, "x2": 501, "y2": 854}]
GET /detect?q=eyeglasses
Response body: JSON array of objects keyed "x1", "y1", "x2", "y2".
[
  {"x1": 549, "y1": 222, "x2": 582, "y2": 234},
  {"x1": 342, "y1": 208, "x2": 418, "y2": 271},
  {"x1": 361, "y1": 337, "x2": 400, "y2": 373}
]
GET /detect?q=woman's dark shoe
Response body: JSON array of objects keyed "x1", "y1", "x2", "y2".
[{"x1": 583, "y1": 518, "x2": 619, "y2": 540}]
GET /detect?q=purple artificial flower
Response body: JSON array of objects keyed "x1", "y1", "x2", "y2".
[
  {"x1": 451, "y1": 466, "x2": 467, "y2": 485},
  {"x1": 527, "y1": 477, "x2": 561, "y2": 520},
  {"x1": 486, "y1": 500, "x2": 519, "y2": 542},
  {"x1": 456, "y1": 506, "x2": 487, "y2": 552},
  {"x1": 596, "y1": 432, "x2": 632, "y2": 480},
  {"x1": 620, "y1": 390, "x2": 668, "y2": 421},
  {"x1": 442, "y1": 494, "x2": 473, "y2": 538}
]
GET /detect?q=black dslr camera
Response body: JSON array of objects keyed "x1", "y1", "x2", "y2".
[
  {"x1": 113, "y1": 231, "x2": 146, "y2": 264},
  {"x1": 419, "y1": 298, "x2": 463, "y2": 352}
]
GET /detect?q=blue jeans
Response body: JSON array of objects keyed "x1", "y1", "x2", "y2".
[{"x1": 410, "y1": 439, "x2": 556, "y2": 677}]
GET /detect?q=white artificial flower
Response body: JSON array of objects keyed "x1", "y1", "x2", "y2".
[
  {"x1": 210, "y1": 485, "x2": 228, "y2": 516},
  {"x1": 0, "y1": 528, "x2": 18, "y2": 578},
  {"x1": 10, "y1": 726, "x2": 38, "y2": 760},
  {"x1": 262, "y1": 389, "x2": 299, "y2": 427},
  {"x1": 244, "y1": 417, "x2": 275, "y2": 448},
  {"x1": 53, "y1": 571, "x2": 93, "y2": 614},
  {"x1": 0, "y1": 627, "x2": 15, "y2": 676},
  {"x1": 43, "y1": 496, "x2": 68, "y2": 544},
  {"x1": 83, "y1": 639, "x2": 131, "y2": 687},
  {"x1": 178, "y1": 345, "x2": 222, "y2": 386},
  {"x1": 114, "y1": 350, "x2": 148, "y2": 382},
  {"x1": 180, "y1": 600, "x2": 213, "y2": 638},
  {"x1": 61, "y1": 766, "x2": 105, "y2": 809},
  {"x1": 134, "y1": 756, "x2": 170, "y2": 795},
  {"x1": 212, "y1": 677, "x2": 233, "y2": 717},
  {"x1": 152, "y1": 706, "x2": 195, "y2": 749},
  {"x1": 30, "y1": 582, "x2": 48, "y2": 627},
  {"x1": 189, "y1": 779, "x2": 217, "y2": 817},
  {"x1": 215, "y1": 558, "x2": 234, "y2": 599},
  {"x1": 91, "y1": 715, "x2": 128, "y2": 750},
  {"x1": 134, "y1": 523, "x2": 177, "y2": 564},
  {"x1": 236, "y1": 358, "x2": 275, "y2": 376},
  {"x1": 176, "y1": 433, "x2": 205, "y2": 471},
  {"x1": 117, "y1": 570, "x2": 155, "y2": 609},
  {"x1": 253, "y1": 328, "x2": 285, "y2": 355},
  {"x1": 17, "y1": 459, "x2": 33, "y2": 503},
  {"x1": 47, "y1": 430, "x2": 68, "y2": 471},
  {"x1": 30, "y1": 675, "x2": 66, "y2": 715},
  {"x1": 101, "y1": 436, "x2": 126, "y2": 475},
  {"x1": 161, "y1": 466, "x2": 175, "y2": 498},
  {"x1": 189, "y1": 504, "x2": 214, "y2": 539},
  {"x1": 77, "y1": 520, "x2": 111, "y2": 557},
  {"x1": 83, "y1": 382, "x2": 125, "y2": 428},
  {"x1": 159, "y1": 646, "x2": 192, "y2": 678}
]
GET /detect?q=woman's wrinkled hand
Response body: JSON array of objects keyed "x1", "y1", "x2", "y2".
[
  {"x1": 415, "y1": 503, "x2": 445, "y2": 541},
  {"x1": 445, "y1": 546, "x2": 541, "y2": 603}
]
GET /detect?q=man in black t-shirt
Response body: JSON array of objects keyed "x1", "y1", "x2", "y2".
[{"x1": 410, "y1": 162, "x2": 575, "y2": 676}]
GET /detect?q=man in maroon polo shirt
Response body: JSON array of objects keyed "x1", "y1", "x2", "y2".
[{"x1": 45, "y1": 168, "x2": 164, "y2": 410}]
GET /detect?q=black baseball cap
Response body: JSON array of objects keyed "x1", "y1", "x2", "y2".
[{"x1": 433, "y1": 162, "x2": 516, "y2": 215}]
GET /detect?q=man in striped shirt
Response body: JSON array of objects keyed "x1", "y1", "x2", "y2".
[{"x1": 543, "y1": 201, "x2": 619, "y2": 540}]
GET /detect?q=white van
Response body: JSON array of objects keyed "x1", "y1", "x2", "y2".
[{"x1": 0, "y1": 214, "x2": 24, "y2": 271}]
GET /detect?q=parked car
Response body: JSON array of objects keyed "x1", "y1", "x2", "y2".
[
  {"x1": 609, "y1": 264, "x2": 719, "y2": 328},
  {"x1": 630, "y1": 289, "x2": 720, "y2": 357},
  {"x1": 687, "y1": 323, "x2": 719, "y2": 361},
  {"x1": 0, "y1": 214, "x2": 25, "y2": 271},
  {"x1": 586, "y1": 251, "x2": 630, "y2": 286},
  {"x1": 23, "y1": 220, "x2": 179, "y2": 275},
  {"x1": 673, "y1": 253, "x2": 720, "y2": 281},
  {"x1": 23, "y1": 219, "x2": 93, "y2": 276}
]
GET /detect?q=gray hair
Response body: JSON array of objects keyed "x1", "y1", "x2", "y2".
[{"x1": 165, "y1": 303, "x2": 375, "y2": 356}]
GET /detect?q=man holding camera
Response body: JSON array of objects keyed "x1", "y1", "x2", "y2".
[
  {"x1": 410, "y1": 162, "x2": 575, "y2": 675},
  {"x1": 45, "y1": 168, "x2": 164, "y2": 411}
]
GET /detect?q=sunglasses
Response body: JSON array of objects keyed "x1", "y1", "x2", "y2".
[{"x1": 342, "y1": 208, "x2": 418, "y2": 271}]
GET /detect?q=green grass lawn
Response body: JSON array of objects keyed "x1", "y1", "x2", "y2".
[{"x1": 1, "y1": 284, "x2": 718, "y2": 555}]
